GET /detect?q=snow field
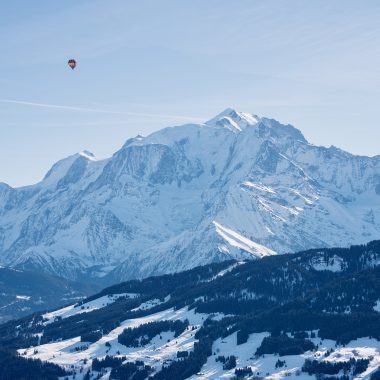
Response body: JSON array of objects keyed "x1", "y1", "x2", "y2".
[
  {"x1": 42, "y1": 293, "x2": 139, "y2": 325},
  {"x1": 20, "y1": 306, "x2": 209, "y2": 379}
]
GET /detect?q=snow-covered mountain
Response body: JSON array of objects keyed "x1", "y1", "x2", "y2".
[{"x1": 1, "y1": 108, "x2": 380, "y2": 282}]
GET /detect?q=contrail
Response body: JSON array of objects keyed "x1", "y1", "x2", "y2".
[{"x1": 0, "y1": 99, "x2": 205, "y2": 122}]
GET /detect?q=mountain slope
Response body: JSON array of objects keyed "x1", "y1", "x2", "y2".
[
  {"x1": 1, "y1": 109, "x2": 380, "y2": 282},
  {"x1": 0, "y1": 266, "x2": 99, "y2": 323},
  {"x1": 1, "y1": 240, "x2": 380, "y2": 380}
]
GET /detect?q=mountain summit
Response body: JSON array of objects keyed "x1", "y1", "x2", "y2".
[
  {"x1": 205, "y1": 108, "x2": 260, "y2": 132},
  {"x1": 1, "y1": 110, "x2": 379, "y2": 283}
]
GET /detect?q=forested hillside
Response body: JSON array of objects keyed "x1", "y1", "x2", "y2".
[{"x1": 1, "y1": 240, "x2": 380, "y2": 379}]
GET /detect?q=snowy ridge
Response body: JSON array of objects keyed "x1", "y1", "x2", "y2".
[{"x1": 213, "y1": 221, "x2": 276, "y2": 258}]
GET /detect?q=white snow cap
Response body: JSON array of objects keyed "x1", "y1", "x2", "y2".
[
  {"x1": 206, "y1": 108, "x2": 306, "y2": 142},
  {"x1": 206, "y1": 108, "x2": 260, "y2": 132},
  {"x1": 79, "y1": 150, "x2": 96, "y2": 160}
]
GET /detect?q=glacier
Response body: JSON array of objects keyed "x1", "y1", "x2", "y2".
[{"x1": 1, "y1": 108, "x2": 380, "y2": 283}]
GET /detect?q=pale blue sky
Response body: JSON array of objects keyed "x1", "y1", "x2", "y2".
[{"x1": 1, "y1": 0, "x2": 380, "y2": 187}]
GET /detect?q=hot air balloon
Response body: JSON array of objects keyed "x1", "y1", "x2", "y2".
[{"x1": 68, "y1": 59, "x2": 77, "y2": 70}]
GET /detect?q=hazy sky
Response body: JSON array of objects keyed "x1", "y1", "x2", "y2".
[{"x1": 1, "y1": 0, "x2": 380, "y2": 187}]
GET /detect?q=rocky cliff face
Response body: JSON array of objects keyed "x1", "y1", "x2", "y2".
[{"x1": 1, "y1": 109, "x2": 379, "y2": 283}]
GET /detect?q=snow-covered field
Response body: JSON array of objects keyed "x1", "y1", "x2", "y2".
[
  {"x1": 20, "y1": 306, "x2": 209, "y2": 379},
  {"x1": 42, "y1": 293, "x2": 139, "y2": 324},
  {"x1": 309, "y1": 254, "x2": 345, "y2": 272},
  {"x1": 18, "y1": 304, "x2": 380, "y2": 380},
  {"x1": 191, "y1": 332, "x2": 380, "y2": 380}
]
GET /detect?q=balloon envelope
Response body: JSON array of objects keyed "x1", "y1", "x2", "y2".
[{"x1": 68, "y1": 59, "x2": 76, "y2": 70}]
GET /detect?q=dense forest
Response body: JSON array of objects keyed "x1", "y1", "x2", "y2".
[
  {"x1": 0, "y1": 349, "x2": 69, "y2": 380},
  {"x1": 255, "y1": 333, "x2": 315, "y2": 356},
  {"x1": 118, "y1": 319, "x2": 189, "y2": 347}
]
